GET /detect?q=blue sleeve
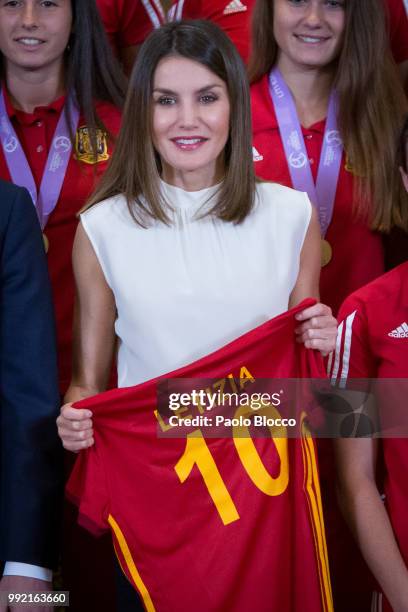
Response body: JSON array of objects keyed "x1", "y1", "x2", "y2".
[{"x1": 0, "y1": 184, "x2": 63, "y2": 569}]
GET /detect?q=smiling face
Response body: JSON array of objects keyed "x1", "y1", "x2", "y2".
[
  {"x1": 273, "y1": 0, "x2": 346, "y2": 72},
  {"x1": 0, "y1": 0, "x2": 72, "y2": 74},
  {"x1": 151, "y1": 55, "x2": 231, "y2": 190}
]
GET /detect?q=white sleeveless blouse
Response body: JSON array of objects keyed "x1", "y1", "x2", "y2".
[{"x1": 81, "y1": 181, "x2": 311, "y2": 387}]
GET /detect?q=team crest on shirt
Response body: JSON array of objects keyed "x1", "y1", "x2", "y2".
[{"x1": 74, "y1": 126, "x2": 109, "y2": 164}]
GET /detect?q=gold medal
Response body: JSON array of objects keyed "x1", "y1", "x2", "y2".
[
  {"x1": 43, "y1": 233, "x2": 49, "y2": 253},
  {"x1": 321, "y1": 239, "x2": 332, "y2": 267}
]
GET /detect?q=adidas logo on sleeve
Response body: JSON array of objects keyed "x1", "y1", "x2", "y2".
[
  {"x1": 331, "y1": 263, "x2": 408, "y2": 381},
  {"x1": 388, "y1": 322, "x2": 408, "y2": 338},
  {"x1": 223, "y1": 0, "x2": 247, "y2": 15}
]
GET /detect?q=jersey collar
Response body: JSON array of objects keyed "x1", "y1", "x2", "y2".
[{"x1": 2, "y1": 84, "x2": 66, "y2": 126}]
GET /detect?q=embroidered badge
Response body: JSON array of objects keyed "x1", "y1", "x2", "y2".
[{"x1": 75, "y1": 126, "x2": 109, "y2": 164}]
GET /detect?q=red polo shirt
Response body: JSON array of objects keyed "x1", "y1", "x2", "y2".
[
  {"x1": 0, "y1": 87, "x2": 122, "y2": 393},
  {"x1": 167, "y1": 0, "x2": 256, "y2": 63},
  {"x1": 251, "y1": 75, "x2": 384, "y2": 316},
  {"x1": 96, "y1": 0, "x2": 164, "y2": 53},
  {"x1": 334, "y1": 263, "x2": 408, "y2": 380}
]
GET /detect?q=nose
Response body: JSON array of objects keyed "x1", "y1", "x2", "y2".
[
  {"x1": 302, "y1": 1, "x2": 324, "y2": 28},
  {"x1": 21, "y1": 3, "x2": 39, "y2": 30},
  {"x1": 177, "y1": 100, "x2": 199, "y2": 129}
]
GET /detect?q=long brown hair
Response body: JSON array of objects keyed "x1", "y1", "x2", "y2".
[
  {"x1": 248, "y1": 0, "x2": 408, "y2": 232},
  {"x1": 87, "y1": 20, "x2": 255, "y2": 226}
]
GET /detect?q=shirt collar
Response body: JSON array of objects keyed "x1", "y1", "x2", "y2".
[{"x1": 2, "y1": 85, "x2": 66, "y2": 126}]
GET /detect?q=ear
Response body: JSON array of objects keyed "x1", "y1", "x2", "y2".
[{"x1": 399, "y1": 166, "x2": 408, "y2": 194}]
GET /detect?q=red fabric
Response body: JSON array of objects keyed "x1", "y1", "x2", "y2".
[
  {"x1": 334, "y1": 263, "x2": 408, "y2": 611},
  {"x1": 0, "y1": 87, "x2": 122, "y2": 393},
  {"x1": 251, "y1": 75, "x2": 385, "y2": 316},
  {"x1": 336, "y1": 262, "x2": 408, "y2": 379},
  {"x1": 168, "y1": 0, "x2": 256, "y2": 63},
  {"x1": 386, "y1": 0, "x2": 408, "y2": 63},
  {"x1": 67, "y1": 300, "x2": 333, "y2": 612},
  {"x1": 96, "y1": 0, "x2": 163, "y2": 52}
]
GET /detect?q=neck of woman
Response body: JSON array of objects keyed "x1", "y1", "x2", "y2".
[
  {"x1": 276, "y1": 57, "x2": 335, "y2": 128},
  {"x1": 161, "y1": 159, "x2": 225, "y2": 192},
  {"x1": 5, "y1": 63, "x2": 65, "y2": 113}
]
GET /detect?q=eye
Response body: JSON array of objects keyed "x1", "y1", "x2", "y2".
[
  {"x1": 325, "y1": 0, "x2": 345, "y2": 7},
  {"x1": 155, "y1": 96, "x2": 176, "y2": 106},
  {"x1": 199, "y1": 94, "x2": 219, "y2": 104},
  {"x1": 2, "y1": 1, "x2": 21, "y2": 7},
  {"x1": 40, "y1": 1, "x2": 59, "y2": 6}
]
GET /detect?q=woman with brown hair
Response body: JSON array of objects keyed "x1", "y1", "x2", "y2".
[
  {"x1": 249, "y1": 0, "x2": 408, "y2": 316},
  {"x1": 57, "y1": 20, "x2": 337, "y2": 610},
  {"x1": 0, "y1": 0, "x2": 126, "y2": 395},
  {"x1": 249, "y1": 2, "x2": 407, "y2": 610},
  {"x1": 58, "y1": 17, "x2": 337, "y2": 421}
]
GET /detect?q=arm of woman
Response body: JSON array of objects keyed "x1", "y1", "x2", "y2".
[
  {"x1": 289, "y1": 206, "x2": 337, "y2": 355},
  {"x1": 56, "y1": 222, "x2": 116, "y2": 451},
  {"x1": 335, "y1": 438, "x2": 408, "y2": 612}
]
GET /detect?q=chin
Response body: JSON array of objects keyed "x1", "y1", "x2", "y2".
[
  {"x1": 171, "y1": 158, "x2": 214, "y2": 173},
  {"x1": 300, "y1": 51, "x2": 338, "y2": 67},
  {"x1": 176, "y1": 165, "x2": 208, "y2": 175},
  {"x1": 13, "y1": 58, "x2": 47, "y2": 70}
]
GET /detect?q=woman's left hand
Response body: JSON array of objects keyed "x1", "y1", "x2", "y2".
[{"x1": 294, "y1": 302, "x2": 337, "y2": 356}]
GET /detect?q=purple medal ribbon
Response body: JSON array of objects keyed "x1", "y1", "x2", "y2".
[
  {"x1": 0, "y1": 88, "x2": 80, "y2": 229},
  {"x1": 268, "y1": 68, "x2": 343, "y2": 237}
]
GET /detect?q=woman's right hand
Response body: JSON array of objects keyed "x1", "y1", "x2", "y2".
[{"x1": 57, "y1": 403, "x2": 94, "y2": 452}]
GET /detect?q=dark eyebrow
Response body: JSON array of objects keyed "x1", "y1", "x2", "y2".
[{"x1": 152, "y1": 84, "x2": 224, "y2": 95}]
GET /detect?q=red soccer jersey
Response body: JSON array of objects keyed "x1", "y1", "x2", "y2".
[
  {"x1": 332, "y1": 262, "x2": 408, "y2": 380},
  {"x1": 0, "y1": 87, "x2": 122, "y2": 392},
  {"x1": 332, "y1": 263, "x2": 408, "y2": 612},
  {"x1": 167, "y1": 0, "x2": 256, "y2": 63},
  {"x1": 250, "y1": 75, "x2": 384, "y2": 316},
  {"x1": 96, "y1": 0, "x2": 164, "y2": 52},
  {"x1": 67, "y1": 300, "x2": 333, "y2": 612}
]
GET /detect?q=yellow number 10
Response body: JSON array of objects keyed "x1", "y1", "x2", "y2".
[
  {"x1": 174, "y1": 431, "x2": 240, "y2": 525},
  {"x1": 174, "y1": 405, "x2": 289, "y2": 525}
]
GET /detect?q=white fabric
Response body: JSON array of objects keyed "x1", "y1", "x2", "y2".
[
  {"x1": 81, "y1": 180, "x2": 311, "y2": 387},
  {"x1": 3, "y1": 562, "x2": 51, "y2": 581}
]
